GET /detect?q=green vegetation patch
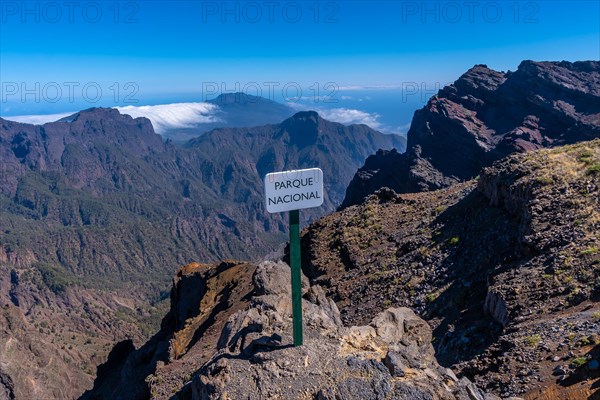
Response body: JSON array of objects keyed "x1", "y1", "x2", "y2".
[
  {"x1": 571, "y1": 357, "x2": 588, "y2": 368},
  {"x1": 581, "y1": 247, "x2": 599, "y2": 256},
  {"x1": 34, "y1": 262, "x2": 82, "y2": 294},
  {"x1": 586, "y1": 163, "x2": 600, "y2": 175},
  {"x1": 577, "y1": 149, "x2": 595, "y2": 165},
  {"x1": 448, "y1": 237, "x2": 460, "y2": 245},
  {"x1": 524, "y1": 334, "x2": 542, "y2": 347}
]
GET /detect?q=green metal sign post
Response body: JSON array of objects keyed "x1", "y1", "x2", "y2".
[
  {"x1": 264, "y1": 167, "x2": 324, "y2": 347},
  {"x1": 289, "y1": 209, "x2": 303, "y2": 346}
]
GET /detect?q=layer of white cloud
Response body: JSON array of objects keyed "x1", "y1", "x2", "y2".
[
  {"x1": 3, "y1": 112, "x2": 75, "y2": 125},
  {"x1": 3, "y1": 101, "x2": 406, "y2": 136},
  {"x1": 287, "y1": 102, "x2": 407, "y2": 134},
  {"x1": 318, "y1": 108, "x2": 383, "y2": 130},
  {"x1": 117, "y1": 102, "x2": 221, "y2": 133},
  {"x1": 2, "y1": 102, "x2": 222, "y2": 133}
]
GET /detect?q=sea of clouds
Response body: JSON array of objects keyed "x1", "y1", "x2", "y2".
[
  {"x1": 116, "y1": 102, "x2": 221, "y2": 133},
  {"x1": 3, "y1": 101, "x2": 389, "y2": 134}
]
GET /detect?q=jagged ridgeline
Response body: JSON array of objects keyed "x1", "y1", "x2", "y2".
[{"x1": 342, "y1": 60, "x2": 600, "y2": 208}]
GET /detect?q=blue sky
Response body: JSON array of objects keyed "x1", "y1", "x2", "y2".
[{"x1": 1, "y1": 0, "x2": 598, "y2": 128}]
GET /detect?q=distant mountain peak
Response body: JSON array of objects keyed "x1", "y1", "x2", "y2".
[
  {"x1": 289, "y1": 110, "x2": 320, "y2": 120},
  {"x1": 58, "y1": 107, "x2": 145, "y2": 124},
  {"x1": 279, "y1": 111, "x2": 322, "y2": 147},
  {"x1": 281, "y1": 110, "x2": 321, "y2": 126},
  {"x1": 208, "y1": 92, "x2": 278, "y2": 105}
]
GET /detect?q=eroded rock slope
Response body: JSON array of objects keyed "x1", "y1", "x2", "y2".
[{"x1": 302, "y1": 140, "x2": 600, "y2": 398}]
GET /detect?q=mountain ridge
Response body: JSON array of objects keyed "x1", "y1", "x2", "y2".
[{"x1": 341, "y1": 60, "x2": 600, "y2": 208}]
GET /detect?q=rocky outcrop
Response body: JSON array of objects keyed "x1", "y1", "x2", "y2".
[
  {"x1": 0, "y1": 367, "x2": 15, "y2": 400},
  {"x1": 85, "y1": 260, "x2": 500, "y2": 400},
  {"x1": 341, "y1": 60, "x2": 600, "y2": 208},
  {"x1": 193, "y1": 261, "x2": 500, "y2": 400},
  {"x1": 81, "y1": 260, "x2": 258, "y2": 400},
  {"x1": 483, "y1": 290, "x2": 509, "y2": 327}
]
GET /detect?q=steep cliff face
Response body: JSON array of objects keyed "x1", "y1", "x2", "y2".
[
  {"x1": 84, "y1": 260, "x2": 501, "y2": 400},
  {"x1": 342, "y1": 61, "x2": 600, "y2": 208},
  {"x1": 303, "y1": 140, "x2": 600, "y2": 398}
]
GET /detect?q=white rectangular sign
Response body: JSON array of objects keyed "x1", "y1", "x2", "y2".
[{"x1": 264, "y1": 168, "x2": 324, "y2": 213}]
